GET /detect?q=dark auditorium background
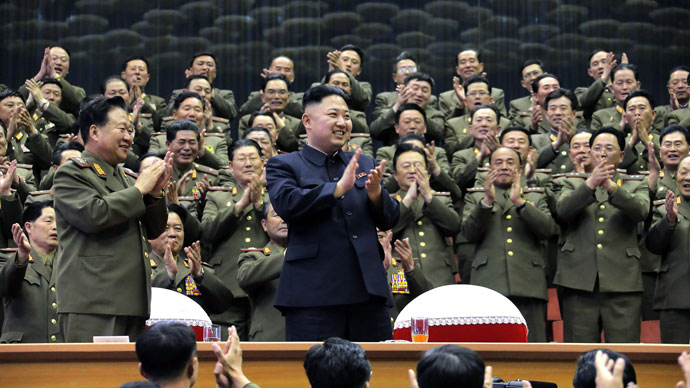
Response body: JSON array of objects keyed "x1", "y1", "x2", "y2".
[{"x1": 2, "y1": 0, "x2": 689, "y2": 113}]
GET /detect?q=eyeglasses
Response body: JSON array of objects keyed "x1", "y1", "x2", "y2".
[
  {"x1": 398, "y1": 66, "x2": 417, "y2": 73},
  {"x1": 266, "y1": 89, "x2": 288, "y2": 96},
  {"x1": 591, "y1": 145, "x2": 616, "y2": 153},
  {"x1": 234, "y1": 156, "x2": 261, "y2": 163},
  {"x1": 467, "y1": 91, "x2": 489, "y2": 97}
]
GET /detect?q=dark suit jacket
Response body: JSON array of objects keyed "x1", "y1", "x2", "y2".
[{"x1": 266, "y1": 145, "x2": 399, "y2": 309}]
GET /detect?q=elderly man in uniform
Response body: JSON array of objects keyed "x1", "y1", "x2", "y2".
[
  {"x1": 555, "y1": 127, "x2": 649, "y2": 343},
  {"x1": 390, "y1": 144, "x2": 460, "y2": 289},
  {"x1": 237, "y1": 203, "x2": 287, "y2": 341},
  {"x1": 438, "y1": 48, "x2": 506, "y2": 119},
  {"x1": 371, "y1": 72, "x2": 445, "y2": 146},
  {"x1": 53, "y1": 96, "x2": 172, "y2": 342},
  {"x1": 575, "y1": 50, "x2": 620, "y2": 126},
  {"x1": 23, "y1": 77, "x2": 76, "y2": 149},
  {"x1": 444, "y1": 75, "x2": 512, "y2": 156},
  {"x1": 240, "y1": 56, "x2": 303, "y2": 119},
  {"x1": 647, "y1": 155, "x2": 690, "y2": 343},
  {"x1": 238, "y1": 74, "x2": 302, "y2": 142},
  {"x1": 655, "y1": 66, "x2": 689, "y2": 124},
  {"x1": 120, "y1": 55, "x2": 166, "y2": 113},
  {"x1": 463, "y1": 147, "x2": 556, "y2": 342},
  {"x1": 0, "y1": 199, "x2": 61, "y2": 343},
  {"x1": 202, "y1": 139, "x2": 269, "y2": 340},
  {"x1": 666, "y1": 72, "x2": 690, "y2": 128},
  {"x1": 149, "y1": 205, "x2": 233, "y2": 316},
  {"x1": 450, "y1": 105, "x2": 501, "y2": 190}
]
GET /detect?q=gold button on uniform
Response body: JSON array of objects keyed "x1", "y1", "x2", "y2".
[
  {"x1": 561, "y1": 165, "x2": 566, "y2": 169},
  {"x1": 245, "y1": 227, "x2": 251, "y2": 231},
  {"x1": 598, "y1": 230, "x2": 604, "y2": 235},
  {"x1": 421, "y1": 253, "x2": 427, "y2": 258},
  {"x1": 508, "y1": 251, "x2": 514, "y2": 256},
  {"x1": 50, "y1": 335, "x2": 57, "y2": 342},
  {"x1": 506, "y1": 227, "x2": 512, "y2": 232},
  {"x1": 176, "y1": 288, "x2": 183, "y2": 293},
  {"x1": 506, "y1": 215, "x2": 512, "y2": 220},
  {"x1": 50, "y1": 287, "x2": 56, "y2": 293},
  {"x1": 418, "y1": 231, "x2": 424, "y2": 237},
  {"x1": 561, "y1": 151, "x2": 567, "y2": 156},
  {"x1": 597, "y1": 244, "x2": 603, "y2": 249},
  {"x1": 51, "y1": 302, "x2": 57, "y2": 309},
  {"x1": 420, "y1": 242, "x2": 426, "y2": 247},
  {"x1": 246, "y1": 215, "x2": 252, "y2": 221},
  {"x1": 507, "y1": 238, "x2": 513, "y2": 244},
  {"x1": 598, "y1": 217, "x2": 604, "y2": 223},
  {"x1": 51, "y1": 319, "x2": 57, "y2": 325},
  {"x1": 417, "y1": 220, "x2": 423, "y2": 226},
  {"x1": 245, "y1": 237, "x2": 251, "y2": 243},
  {"x1": 600, "y1": 205, "x2": 606, "y2": 210},
  {"x1": 144, "y1": 252, "x2": 148, "y2": 258}
]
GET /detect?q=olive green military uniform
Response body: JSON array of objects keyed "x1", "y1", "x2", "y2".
[
  {"x1": 443, "y1": 114, "x2": 512, "y2": 155},
  {"x1": 12, "y1": 163, "x2": 38, "y2": 203},
  {"x1": 655, "y1": 104, "x2": 674, "y2": 126},
  {"x1": 148, "y1": 133, "x2": 227, "y2": 170},
  {"x1": 239, "y1": 90, "x2": 304, "y2": 119},
  {"x1": 0, "y1": 193, "x2": 22, "y2": 249},
  {"x1": 139, "y1": 93, "x2": 167, "y2": 114},
  {"x1": 373, "y1": 91, "x2": 439, "y2": 119},
  {"x1": 18, "y1": 77, "x2": 85, "y2": 118},
  {"x1": 160, "y1": 116, "x2": 231, "y2": 136},
  {"x1": 463, "y1": 186, "x2": 556, "y2": 342},
  {"x1": 438, "y1": 88, "x2": 506, "y2": 120},
  {"x1": 370, "y1": 106, "x2": 446, "y2": 146},
  {"x1": 646, "y1": 197, "x2": 690, "y2": 343},
  {"x1": 666, "y1": 107, "x2": 690, "y2": 127},
  {"x1": 164, "y1": 88, "x2": 238, "y2": 121},
  {"x1": 131, "y1": 112, "x2": 157, "y2": 157},
  {"x1": 310, "y1": 74, "x2": 372, "y2": 112},
  {"x1": 150, "y1": 252, "x2": 234, "y2": 316},
  {"x1": 512, "y1": 109, "x2": 549, "y2": 134},
  {"x1": 53, "y1": 151, "x2": 168, "y2": 342},
  {"x1": 201, "y1": 185, "x2": 269, "y2": 340},
  {"x1": 391, "y1": 191, "x2": 461, "y2": 288},
  {"x1": 7, "y1": 131, "x2": 52, "y2": 181},
  {"x1": 24, "y1": 190, "x2": 52, "y2": 206},
  {"x1": 0, "y1": 248, "x2": 61, "y2": 343},
  {"x1": 450, "y1": 147, "x2": 491, "y2": 189},
  {"x1": 386, "y1": 260, "x2": 432, "y2": 319},
  {"x1": 591, "y1": 105, "x2": 666, "y2": 135},
  {"x1": 555, "y1": 173, "x2": 649, "y2": 343},
  {"x1": 237, "y1": 242, "x2": 286, "y2": 341},
  {"x1": 31, "y1": 103, "x2": 76, "y2": 149},
  {"x1": 533, "y1": 132, "x2": 574, "y2": 174},
  {"x1": 238, "y1": 112, "x2": 302, "y2": 141},
  {"x1": 508, "y1": 95, "x2": 532, "y2": 123},
  {"x1": 575, "y1": 79, "x2": 616, "y2": 126},
  {"x1": 171, "y1": 163, "x2": 220, "y2": 215}
]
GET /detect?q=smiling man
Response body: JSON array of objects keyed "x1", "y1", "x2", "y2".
[
  {"x1": 238, "y1": 74, "x2": 302, "y2": 140},
  {"x1": 266, "y1": 85, "x2": 399, "y2": 341},
  {"x1": 53, "y1": 96, "x2": 172, "y2": 342}
]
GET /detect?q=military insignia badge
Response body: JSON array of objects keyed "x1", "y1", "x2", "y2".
[{"x1": 93, "y1": 163, "x2": 106, "y2": 177}]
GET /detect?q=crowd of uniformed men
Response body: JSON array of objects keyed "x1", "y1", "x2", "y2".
[{"x1": 1, "y1": 43, "x2": 690, "y2": 344}]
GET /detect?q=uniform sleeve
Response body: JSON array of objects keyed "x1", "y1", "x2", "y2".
[
  {"x1": 461, "y1": 192, "x2": 491, "y2": 242},
  {"x1": 369, "y1": 108, "x2": 396, "y2": 143},
  {"x1": 608, "y1": 180, "x2": 650, "y2": 223},
  {"x1": 211, "y1": 89, "x2": 238, "y2": 121},
  {"x1": 237, "y1": 251, "x2": 283, "y2": 292},
  {"x1": 556, "y1": 178, "x2": 596, "y2": 222},
  {"x1": 451, "y1": 151, "x2": 479, "y2": 189},
  {"x1": 423, "y1": 196, "x2": 461, "y2": 236},
  {"x1": 0, "y1": 253, "x2": 27, "y2": 298},
  {"x1": 576, "y1": 79, "x2": 606, "y2": 112},
  {"x1": 646, "y1": 204, "x2": 675, "y2": 254},
  {"x1": 348, "y1": 75, "x2": 371, "y2": 112},
  {"x1": 195, "y1": 270, "x2": 234, "y2": 313},
  {"x1": 519, "y1": 194, "x2": 557, "y2": 240}
]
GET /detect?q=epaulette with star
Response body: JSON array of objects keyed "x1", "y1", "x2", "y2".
[
  {"x1": 653, "y1": 199, "x2": 665, "y2": 206},
  {"x1": 15, "y1": 163, "x2": 32, "y2": 170},
  {"x1": 552, "y1": 173, "x2": 566, "y2": 178},
  {"x1": 564, "y1": 172, "x2": 588, "y2": 178},
  {"x1": 208, "y1": 186, "x2": 231, "y2": 192},
  {"x1": 241, "y1": 247, "x2": 264, "y2": 253},
  {"x1": 524, "y1": 187, "x2": 546, "y2": 193},
  {"x1": 178, "y1": 196, "x2": 195, "y2": 203},
  {"x1": 194, "y1": 163, "x2": 219, "y2": 177},
  {"x1": 467, "y1": 187, "x2": 485, "y2": 193},
  {"x1": 432, "y1": 191, "x2": 450, "y2": 197}
]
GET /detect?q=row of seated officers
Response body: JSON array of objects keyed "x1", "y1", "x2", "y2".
[{"x1": 0, "y1": 45, "x2": 690, "y2": 343}]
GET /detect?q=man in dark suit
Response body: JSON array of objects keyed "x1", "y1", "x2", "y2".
[{"x1": 265, "y1": 85, "x2": 399, "y2": 341}]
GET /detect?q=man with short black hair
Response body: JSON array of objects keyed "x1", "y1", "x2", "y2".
[
  {"x1": 304, "y1": 337, "x2": 371, "y2": 388},
  {"x1": 325, "y1": 44, "x2": 372, "y2": 112},
  {"x1": 373, "y1": 52, "x2": 438, "y2": 118},
  {"x1": 415, "y1": 344, "x2": 486, "y2": 388},
  {"x1": 619, "y1": 89, "x2": 662, "y2": 174},
  {"x1": 572, "y1": 348, "x2": 637, "y2": 388},
  {"x1": 513, "y1": 73, "x2": 562, "y2": 134},
  {"x1": 23, "y1": 77, "x2": 76, "y2": 149},
  {"x1": 509, "y1": 59, "x2": 545, "y2": 124},
  {"x1": 266, "y1": 85, "x2": 399, "y2": 341},
  {"x1": 164, "y1": 52, "x2": 237, "y2": 120},
  {"x1": 371, "y1": 72, "x2": 445, "y2": 146},
  {"x1": 135, "y1": 322, "x2": 199, "y2": 387},
  {"x1": 533, "y1": 88, "x2": 579, "y2": 173},
  {"x1": 238, "y1": 74, "x2": 302, "y2": 140},
  {"x1": 655, "y1": 66, "x2": 690, "y2": 124},
  {"x1": 240, "y1": 55, "x2": 304, "y2": 118},
  {"x1": 667, "y1": 72, "x2": 690, "y2": 128},
  {"x1": 120, "y1": 55, "x2": 166, "y2": 113},
  {"x1": 54, "y1": 96, "x2": 172, "y2": 342},
  {"x1": 438, "y1": 48, "x2": 506, "y2": 120},
  {"x1": 556, "y1": 127, "x2": 649, "y2": 343},
  {"x1": 0, "y1": 200, "x2": 61, "y2": 343}
]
